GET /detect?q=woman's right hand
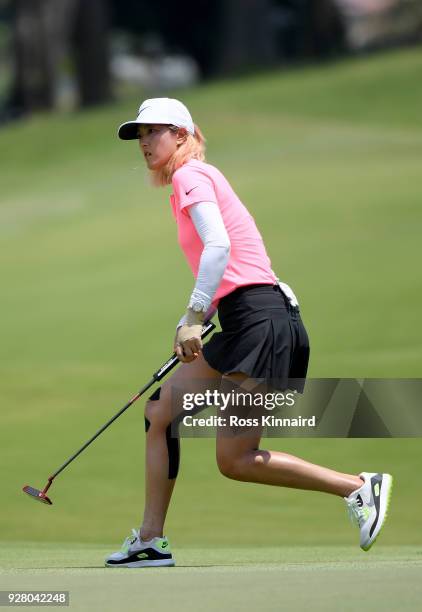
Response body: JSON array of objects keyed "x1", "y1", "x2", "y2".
[
  {"x1": 174, "y1": 326, "x2": 203, "y2": 363},
  {"x1": 174, "y1": 338, "x2": 198, "y2": 363},
  {"x1": 174, "y1": 307, "x2": 205, "y2": 363}
]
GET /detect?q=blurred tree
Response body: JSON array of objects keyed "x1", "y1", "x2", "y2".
[
  {"x1": 216, "y1": 0, "x2": 277, "y2": 74},
  {"x1": 7, "y1": 0, "x2": 62, "y2": 115},
  {"x1": 110, "y1": 0, "x2": 345, "y2": 78},
  {"x1": 151, "y1": 0, "x2": 276, "y2": 76},
  {"x1": 72, "y1": 0, "x2": 111, "y2": 106},
  {"x1": 111, "y1": 0, "x2": 277, "y2": 77},
  {"x1": 4, "y1": 0, "x2": 111, "y2": 119},
  {"x1": 303, "y1": 0, "x2": 345, "y2": 57},
  {"x1": 111, "y1": 0, "x2": 223, "y2": 78},
  {"x1": 157, "y1": 0, "x2": 223, "y2": 77},
  {"x1": 273, "y1": 0, "x2": 345, "y2": 61}
]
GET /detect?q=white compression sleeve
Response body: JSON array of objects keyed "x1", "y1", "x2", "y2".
[
  {"x1": 188, "y1": 201, "x2": 231, "y2": 310},
  {"x1": 176, "y1": 201, "x2": 230, "y2": 329}
]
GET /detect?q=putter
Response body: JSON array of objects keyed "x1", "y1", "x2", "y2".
[{"x1": 22, "y1": 320, "x2": 216, "y2": 506}]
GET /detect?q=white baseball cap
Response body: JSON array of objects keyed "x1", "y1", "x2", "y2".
[{"x1": 118, "y1": 97, "x2": 195, "y2": 140}]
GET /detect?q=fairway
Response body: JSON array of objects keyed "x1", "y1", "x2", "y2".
[{"x1": 1, "y1": 544, "x2": 421, "y2": 611}]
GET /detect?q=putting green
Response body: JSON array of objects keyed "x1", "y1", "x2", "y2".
[{"x1": 1, "y1": 544, "x2": 421, "y2": 612}]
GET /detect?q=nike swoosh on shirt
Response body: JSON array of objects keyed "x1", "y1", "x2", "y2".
[{"x1": 185, "y1": 186, "x2": 198, "y2": 195}]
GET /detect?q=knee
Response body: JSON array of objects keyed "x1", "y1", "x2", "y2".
[
  {"x1": 144, "y1": 387, "x2": 172, "y2": 431},
  {"x1": 216, "y1": 453, "x2": 245, "y2": 481}
]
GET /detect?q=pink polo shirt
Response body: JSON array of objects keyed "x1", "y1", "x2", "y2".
[{"x1": 170, "y1": 159, "x2": 277, "y2": 308}]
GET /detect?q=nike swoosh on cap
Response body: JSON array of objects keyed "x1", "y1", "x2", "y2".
[{"x1": 138, "y1": 105, "x2": 152, "y2": 115}]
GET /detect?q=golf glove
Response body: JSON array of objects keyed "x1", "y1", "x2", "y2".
[
  {"x1": 176, "y1": 304, "x2": 216, "y2": 332},
  {"x1": 174, "y1": 308, "x2": 205, "y2": 361}
]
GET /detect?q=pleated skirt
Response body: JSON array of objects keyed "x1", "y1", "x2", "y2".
[{"x1": 202, "y1": 283, "x2": 310, "y2": 393}]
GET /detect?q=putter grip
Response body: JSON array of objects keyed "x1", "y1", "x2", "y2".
[{"x1": 153, "y1": 320, "x2": 216, "y2": 382}]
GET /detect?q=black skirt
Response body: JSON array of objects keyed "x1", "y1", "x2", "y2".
[{"x1": 202, "y1": 283, "x2": 310, "y2": 393}]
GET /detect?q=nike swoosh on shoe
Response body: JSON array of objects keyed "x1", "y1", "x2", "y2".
[{"x1": 369, "y1": 473, "x2": 383, "y2": 537}]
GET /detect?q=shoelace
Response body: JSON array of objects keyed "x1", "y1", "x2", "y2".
[
  {"x1": 121, "y1": 528, "x2": 141, "y2": 553},
  {"x1": 347, "y1": 499, "x2": 366, "y2": 528}
]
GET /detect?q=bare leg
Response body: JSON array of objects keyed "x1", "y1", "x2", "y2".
[
  {"x1": 216, "y1": 373, "x2": 363, "y2": 498},
  {"x1": 140, "y1": 353, "x2": 221, "y2": 540},
  {"x1": 140, "y1": 416, "x2": 176, "y2": 540}
]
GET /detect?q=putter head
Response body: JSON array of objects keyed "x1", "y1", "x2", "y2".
[{"x1": 22, "y1": 485, "x2": 52, "y2": 505}]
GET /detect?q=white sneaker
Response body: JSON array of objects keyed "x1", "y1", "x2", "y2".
[
  {"x1": 105, "y1": 528, "x2": 175, "y2": 568},
  {"x1": 344, "y1": 472, "x2": 393, "y2": 551}
]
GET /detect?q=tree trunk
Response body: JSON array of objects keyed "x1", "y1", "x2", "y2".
[
  {"x1": 5, "y1": 0, "x2": 110, "y2": 119},
  {"x1": 72, "y1": 0, "x2": 111, "y2": 107},
  {"x1": 6, "y1": 0, "x2": 79, "y2": 118},
  {"x1": 9, "y1": 0, "x2": 56, "y2": 114},
  {"x1": 217, "y1": 0, "x2": 277, "y2": 75}
]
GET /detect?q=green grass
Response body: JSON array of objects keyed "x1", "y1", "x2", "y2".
[
  {"x1": 1, "y1": 45, "x2": 421, "y2": 576},
  {"x1": 1, "y1": 544, "x2": 421, "y2": 612}
]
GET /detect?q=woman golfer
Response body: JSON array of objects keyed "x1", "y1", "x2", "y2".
[{"x1": 106, "y1": 98, "x2": 392, "y2": 567}]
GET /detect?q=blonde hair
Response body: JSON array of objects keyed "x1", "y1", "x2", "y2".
[{"x1": 149, "y1": 124, "x2": 206, "y2": 187}]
